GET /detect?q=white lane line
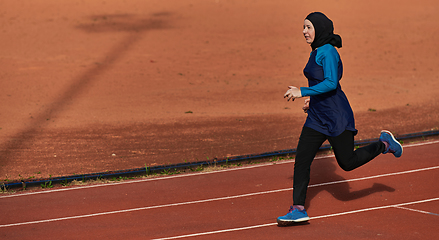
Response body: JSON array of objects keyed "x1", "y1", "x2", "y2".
[
  {"x1": 154, "y1": 223, "x2": 278, "y2": 240},
  {"x1": 394, "y1": 206, "x2": 439, "y2": 216},
  {"x1": 403, "y1": 140, "x2": 439, "y2": 148},
  {"x1": 2, "y1": 140, "x2": 438, "y2": 199},
  {"x1": 153, "y1": 197, "x2": 439, "y2": 240},
  {"x1": 0, "y1": 158, "x2": 297, "y2": 199},
  {"x1": 1, "y1": 165, "x2": 438, "y2": 228},
  {"x1": 0, "y1": 188, "x2": 291, "y2": 228},
  {"x1": 309, "y1": 165, "x2": 439, "y2": 188}
]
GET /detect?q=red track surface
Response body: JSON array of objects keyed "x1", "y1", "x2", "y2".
[
  {"x1": 1, "y1": 141, "x2": 439, "y2": 239},
  {"x1": 2, "y1": 0, "x2": 439, "y2": 182}
]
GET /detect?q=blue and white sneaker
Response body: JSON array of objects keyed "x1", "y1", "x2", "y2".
[
  {"x1": 379, "y1": 130, "x2": 403, "y2": 158},
  {"x1": 277, "y1": 206, "x2": 310, "y2": 225}
]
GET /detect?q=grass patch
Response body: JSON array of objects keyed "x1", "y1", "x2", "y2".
[{"x1": 41, "y1": 181, "x2": 53, "y2": 189}]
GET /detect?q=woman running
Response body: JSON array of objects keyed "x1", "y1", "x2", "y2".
[{"x1": 277, "y1": 12, "x2": 403, "y2": 225}]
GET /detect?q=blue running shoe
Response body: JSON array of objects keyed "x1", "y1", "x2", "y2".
[
  {"x1": 277, "y1": 206, "x2": 310, "y2": 225},
  {"x1": 379, "y1": 130, "x2": 403, "y2": 157}
]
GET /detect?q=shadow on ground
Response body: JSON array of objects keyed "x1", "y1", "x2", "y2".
[
  {"x1": 0, "y1": 13, "x2": 174, "y2": 179},
  {"x1": 304, "y1": 159, "x2": 395, "y2": 210}
]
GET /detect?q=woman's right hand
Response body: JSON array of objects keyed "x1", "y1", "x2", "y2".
[{"x1": 302, "y1": 98, "x2": 310, "y2": 113}]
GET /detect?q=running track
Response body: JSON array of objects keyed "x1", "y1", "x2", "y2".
[{"x1": 1, "y1": 141, "x2": 438, "y2": 239}]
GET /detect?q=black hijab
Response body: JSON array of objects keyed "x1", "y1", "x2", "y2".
[{"x1": 305, "y1": 12, "x2": 342, "y2": 51}]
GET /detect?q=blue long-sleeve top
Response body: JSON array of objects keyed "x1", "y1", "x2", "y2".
[
  {"x1": 300, "y1": 44, "x2": 357, "y2": 137},
  {"x1": 300, "y1": 44, "x2": 340, "y2": 96}
]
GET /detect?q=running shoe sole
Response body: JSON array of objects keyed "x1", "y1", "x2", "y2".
[{"x1": 277, "y1": 216, "x2": 310, "y2": 224}]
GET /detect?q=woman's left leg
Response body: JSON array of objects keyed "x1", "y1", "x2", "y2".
[{"x1": 328, "y1": 130, "x2": 386, "y2": 171}]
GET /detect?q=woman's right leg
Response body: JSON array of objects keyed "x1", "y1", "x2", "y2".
[{"x1": 293, "y1": 127, "x2": 327, "y2": 206}]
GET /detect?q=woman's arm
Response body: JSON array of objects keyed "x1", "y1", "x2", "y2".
[
  {"x1": 300, "y1": 45, "x2": 340, "y2": 97},
  {"x1": 303, "y1": 98, "x2": 310, "y2": 113}
]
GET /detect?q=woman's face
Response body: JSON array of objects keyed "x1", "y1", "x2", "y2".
[{"x1": 303, "y1": 19, "x2": 315, "y2": 44}]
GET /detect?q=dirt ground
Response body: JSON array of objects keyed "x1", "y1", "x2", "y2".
[{"x1": 1, "y1": 0, "x2": 438, "y2": 181}]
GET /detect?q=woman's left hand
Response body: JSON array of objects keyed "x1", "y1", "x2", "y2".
[
  {"x1": 284, "y1": 86, "x2": 302, "y2": 101},
  {"x1": 303, "y1": 98, "x2": 310, "y2": 113}
]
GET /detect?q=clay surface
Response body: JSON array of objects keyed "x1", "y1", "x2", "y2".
[{"x1": 1, "y1": 0, "x2": 438, "y2": 180}]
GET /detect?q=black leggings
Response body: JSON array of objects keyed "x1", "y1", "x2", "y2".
[{"x1": 293, "y1": 126, "x2": 386, "y2": 206}]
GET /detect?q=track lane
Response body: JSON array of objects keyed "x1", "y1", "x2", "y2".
[{"x1": 0, "y1": 141, "x2": 438, "y2": 239}]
